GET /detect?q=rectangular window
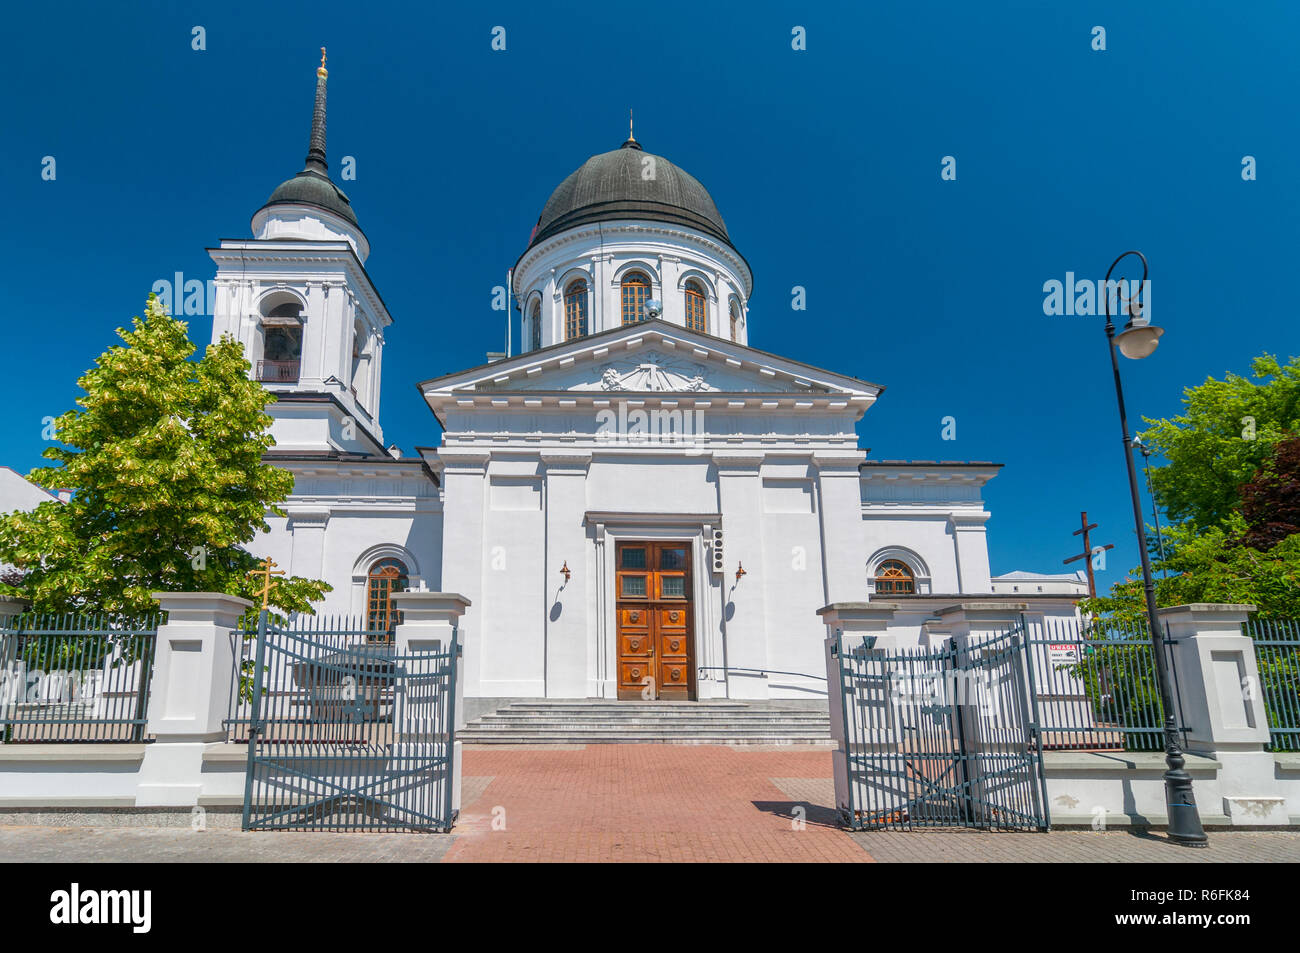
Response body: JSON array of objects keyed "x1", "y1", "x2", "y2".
[
  {"x1": 620, "y1": 548, "x2": 647, "y2": 569},
  {"x1": 661, "y1": 576, "x2": 686, "y2": 598},
  {"x1": 620, "y1": 575, "x2": 647, "y2": 597},
  {"x1": 659, "y1": 548, "x2": 687, "y2": 570}
]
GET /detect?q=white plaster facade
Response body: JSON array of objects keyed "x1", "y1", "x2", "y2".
[{"x1": 187, "y1": 67, "x2": 1084, "y2": 703}]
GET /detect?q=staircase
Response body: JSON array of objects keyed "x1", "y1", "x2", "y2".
[{"x1": 458, "y1": 699, "x2": 834, "y2": 745}]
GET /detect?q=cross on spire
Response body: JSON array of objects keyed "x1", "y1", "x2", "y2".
[{"x1": 1063, "y1": 510, "x2": 1114, "y2": 598}]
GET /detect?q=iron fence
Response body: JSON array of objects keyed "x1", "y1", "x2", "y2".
[
  {"x1": 832, "y1": 625, "x2": 1048, "y2": 831},
  {"x1": 1024, "y1": 615, "x2": 1185, "y2": 752},
  {"x1": 0, "y1": 613, "x2": 160, "y2": 743},
  {"x1": 241, "y1": 612, "x2": 458, "y2": 832},
  {"x1": 1247, "y1": 618, "x2": 1300, "y2": 752},
  {"x1": 225, "y1": 614, "x2": 385, "y2": 743}
]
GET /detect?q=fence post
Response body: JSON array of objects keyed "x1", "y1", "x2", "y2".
[
  {"x1": 1157, "y1": 603, "x2": 1284, "y2": 826},
  {"x1": 390, "y1": 591, "x2": 471, "y2": 820},
  {"x1": 136, "y1": 592, "x2": 252, "y2": 807}
]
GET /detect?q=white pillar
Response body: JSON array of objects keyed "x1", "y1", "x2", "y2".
[
  {"x1": 438, "y1": 451, "x2": 489, "y2": 696},
  {"x1": 819, "y1": 602, "x2": 900, "y2": 820},
  {"x1": 138, "y1": 592, "x2": 252, "y2": 806},
  {"x1": 715, "y1": 454, "x2": 769, "y2": 698},
  {"x1": 949, "y1": 513, "x2": 993, "y2": 593},
  {"x1": 542, "y1": 452, "x2": 590, "y2": 698},
  {"x1": 1158, "y1": 603, "x2": 1285, "y2": 825},
  {"x1": 813, "y1": 452, "x2": 869, "y2": 605},
  {"x1": 390, "y1": 591, "x2": 470, "y2": 816}
]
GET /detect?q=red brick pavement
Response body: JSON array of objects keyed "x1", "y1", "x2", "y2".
[{"x1": 443, "y1": 744, "x2": 870, "y2": 863}]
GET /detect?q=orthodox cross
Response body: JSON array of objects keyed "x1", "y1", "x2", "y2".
[
  {"x1": 1063, "y1": 511, "x2": 1114, "y2": 598},
  {"x1": 248, "y1": 557, "x2": 285, "y2": 610}
]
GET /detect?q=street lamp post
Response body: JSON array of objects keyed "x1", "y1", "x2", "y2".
[
  {"x1": 1132, "y1": 435, "x2": 1169, "y2": 574},
  {"x1": 1101, "y1": 250, "x2": 1207, "y2": 846}
]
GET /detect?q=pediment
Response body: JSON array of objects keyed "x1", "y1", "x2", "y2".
[{"x1": 419, "y1": 321, "x2": 880, "y2": 402}]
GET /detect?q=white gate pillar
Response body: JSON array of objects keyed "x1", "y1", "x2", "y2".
[
  {"x1": 1158, "y1": 603, "x2": 1284, "y2": 825},
  {"x1": 390, "y1": 591, "x2": 471, "y2": 818},
  {"x1": 138, "y1": 592, "x2": 252, "y2": 806},
  {"x1": 819, "y1": 602, "x2": 900, "y2": 817}
]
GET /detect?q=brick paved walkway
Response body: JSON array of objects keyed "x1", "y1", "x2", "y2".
[
  {"x1": 2, "y1": 744, "x2": 1297, "y2": 862},
  {"x1": 446, "y1": 743, "x2": 867, "y2": 862}
]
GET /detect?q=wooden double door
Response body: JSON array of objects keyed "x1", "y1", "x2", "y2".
[{"x1": 615, "y1": 541, "x2": 695, "y2": 700}]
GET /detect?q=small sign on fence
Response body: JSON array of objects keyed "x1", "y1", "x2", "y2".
[{"x1": 1048, "y1": 644, "x2": 1080, "y2": 665}]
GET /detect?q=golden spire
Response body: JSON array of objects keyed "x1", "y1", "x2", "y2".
[
  {"x1": 318, "y1": 46, "x2": 328, "y2": 78},
  {"x1": 629, "y1": 108, "x2": 634, "y2": 142}
]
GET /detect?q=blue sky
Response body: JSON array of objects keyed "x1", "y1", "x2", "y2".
[{"x1": 2, "y1": 1, "x2": 1296, "y2": 591}]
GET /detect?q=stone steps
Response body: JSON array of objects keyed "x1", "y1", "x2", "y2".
[{"x1": 459, "y1": 699, "x2": 833, "y2": 745}]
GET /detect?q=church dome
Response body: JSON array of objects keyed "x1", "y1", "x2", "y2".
[
  {"x1": 262, "y1": 168, "x2": 358, "y2": 227},
  {"x1": 529, "y1": 139, "x2": 731, "y2": 249}
]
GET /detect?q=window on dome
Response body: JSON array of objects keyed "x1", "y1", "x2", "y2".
[
  {"x1": 621, "y1": 272, "x2": 650, "y2": 325},
  {"x1": 730, "y1": 298, "x2": 741, "y2": 341},
  {"x1": 564, "y1": 280, "x2": 588, "y2": 340},
  {"x1": 529, "y1": 301, "x2": 542, "y2": 351},
  {"x1": 874, "y1": 559, "x2": 915, "y2": 595},
  {"x1": 684, "y1": 280, "x2": 706, "y2": 333},
  {"x1": 366, "y1": 557, "x2": 408, "y2": 640}
]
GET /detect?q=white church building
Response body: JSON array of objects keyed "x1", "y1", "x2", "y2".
[{"x1": 205, "y1": 59, "x2": 1084, "y2": 707}]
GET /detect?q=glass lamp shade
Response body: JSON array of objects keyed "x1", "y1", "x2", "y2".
[{"x1": 1116, "y1": 322, "x2": 1164, "y2": 359}]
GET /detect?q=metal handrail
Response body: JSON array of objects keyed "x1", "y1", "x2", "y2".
[{"x1": 696, "y1": 665, "x2": 826, "y2": 681}]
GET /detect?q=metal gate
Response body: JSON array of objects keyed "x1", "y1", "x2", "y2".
[
  {"x1": 242, "y1": 613, "x2": 458, "y2": 832},
  {"x1": 831, "y1": 625, "x2": 1049, "y2": 831}
]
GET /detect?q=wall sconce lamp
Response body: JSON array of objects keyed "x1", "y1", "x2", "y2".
[
  {"x1": 735, "y1": 562, "x2": 747, "y2": 582},
  {"x1": 560, "y1": 561, "x2": 571, "y2": 584}
]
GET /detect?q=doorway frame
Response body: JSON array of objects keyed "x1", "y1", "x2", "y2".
[{"x1": 587, "y1": 515, "x2": 724, "y2": 700}]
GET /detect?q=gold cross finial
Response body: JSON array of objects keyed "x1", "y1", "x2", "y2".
[
  {"x1": 318, "y1": 47, "x2": 328, "y2": 78},
  {"x1": 248, "y1": 556, "x2": 286, "y2": 610},
  {"x1": 629, "y1": 108, "x2": 634, "y2": 141}
]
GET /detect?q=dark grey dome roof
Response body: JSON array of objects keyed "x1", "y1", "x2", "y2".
[
  {"x1": 529, "y1": 140, "x2": 730, "y2": 248},
  {"x1": 262, "y1": 169, "x2": 359, "y2": 226}
]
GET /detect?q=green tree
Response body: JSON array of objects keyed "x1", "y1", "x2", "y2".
[
  {"x1": 1082, "y1": 516, "x2": 1300, "y2": 623},
  {"x1": 1240, "y1": 434, "x2": 1300, "y2": 549},
  {"x1": 0, "y1": 296, "x2": 329, "y2": 620},
  {"x1": 1140, "y1": 354, "x2": 1300, "y2": 530}
]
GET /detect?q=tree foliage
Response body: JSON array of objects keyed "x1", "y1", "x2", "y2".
[
  {"x1": 0, "y1": 296, "x2": 329, "y2": 619},
  {"x1": 1240, "y1": 434, "x2": 1300, "y2": 550},
  {"x1": 1140, "y1": 354, "x2": 1300, "y2": 530},
  {"x1": 1083, "y1": 516, "x2": 1300, "y2": 623},
  {"x1": 1085, "y1": 353, "x2": 1300, "y2": 624}
]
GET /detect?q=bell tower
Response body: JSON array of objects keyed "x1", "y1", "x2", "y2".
[{"x1": 208, "y1": 50, "x2": 394, "y2": 457}]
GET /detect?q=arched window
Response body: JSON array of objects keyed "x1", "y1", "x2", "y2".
[
  {"x1": 564, "y1": 279, "x2": 588, "y2": 340},
  {"x1": 259, "y1": 302, "x2": 303, "y2": 382},
  {"x1": 621, "y1": 272, "x2": 650, "y2": 325},
  {"x1": 366, "y1": 558, "x2": 408, "y2": 639},
  {"x1": 729, "y1": 298, "x2": 741, "y2": 341},
  {"x1": 529, "y1": 300, "x2": 542, "y2": 351},
  {"x1": 684, "y1": 279, "x2": 706, "y2": 333},
  {"x1": 874, "y1": 559, "x2": 915, "y2": 595}
]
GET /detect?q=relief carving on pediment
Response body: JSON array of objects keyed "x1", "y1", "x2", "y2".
[{"x1": 595, "y1": 351, "x2": 714, "y2": 392}]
